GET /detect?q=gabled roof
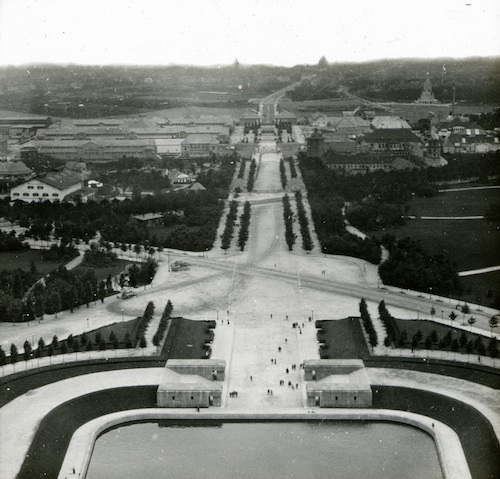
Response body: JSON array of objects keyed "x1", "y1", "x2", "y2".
[
  {"x1": 38, "y1": 171, "x2": 82, "y2": 190},
  {"x1": 371, "y1": 116, "x2": 411, "y2": 129}
]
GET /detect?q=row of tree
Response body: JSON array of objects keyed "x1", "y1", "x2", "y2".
[
  {"x1": 238, "y1": 159, "x2": 246, "y2": 179},
  {"x1": 359, "y1": 298, "x2": 378, "y2": 350},
  {"x1": 280, "y1": 159, "x2": 287, "y2": 189},
  {"x1": 295, "y1": 191, "x2": 313, "y2": 251},
  {"x1": 282, "y1": 195, "x2": 296, "y2": 251},
  {"x1": 221, "y1": 201, "x2": 238, "y2": 251},
  {"x1": 289, "y1": 159, "x2": 298, "y2": 179},
  {"x1": 247, "y1": 159, "x2": 257, "y2": 192},
  {"x1": 152, "y1": 300, "x2": 174, "y2": 347},
  {"x1": 237, "y1": 201, "x2": 251, "y2": 251},
  {"x1": 378, "y1": 300, "x2": 398, "y2": 346}
]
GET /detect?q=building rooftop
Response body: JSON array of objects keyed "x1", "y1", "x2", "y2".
[
  {"x1": 0, "y1": 161, "x2": 32, "y2": 175},
  {"x1": 38, "y1": 171, "x2": 82, "y2": 190},
  {"x1": 371, "y1": 116, "x2": 411, "y2": 129}
]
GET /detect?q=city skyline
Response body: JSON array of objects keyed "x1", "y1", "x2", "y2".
[{"x1": 1, "y1": 0, "x2": 500, "y2": 67}]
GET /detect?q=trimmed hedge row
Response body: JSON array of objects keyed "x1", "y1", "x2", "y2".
[
  {"x1": 152, "y1": 300, "x2": 174, "y2": 347},
  {"x1": 360, "y1": 298, "x2": 378, "y2": 349},
  {"x1": 289, "y1": 159, "x2": 297, "y2": 178},
  {"x1": 221, "y1": 200, "x2": 238, "y2": 250},
  {"x1": 280, "y1": 159, "x2": 287, "y2": 189},
  {"x1": 247, "y1": 158, "x2": 257, "y2": 192},
  {"x1": 238, "y1": 159, "x2": 246, "y2": 179},
  {"x1": 135, "y1": 301, "x2": 154, "y2": 346},
  {"x1": 237, "y1": 201, "x2": 251, "y2": 251},
  {"x1": 282, "y1": 194, "x2": 296, "y2": 251},
  {"x1": 295, "y1": 191, "x2": 313, "y2": 251}
]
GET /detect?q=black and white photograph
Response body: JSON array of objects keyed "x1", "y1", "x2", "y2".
[{"x1": 0, "y1": 1, "x2": 499, "y2": 478}]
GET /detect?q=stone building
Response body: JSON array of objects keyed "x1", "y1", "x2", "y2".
[
  {"x1": 304, "y1": 359, "x2": 372, "y2": 408},
  {"x1": 157, "y1": 359, "x2": 225, "y2": 408}
]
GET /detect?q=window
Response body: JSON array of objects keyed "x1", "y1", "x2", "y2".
[
  {"x1": 27, "y1": 185, "x2": 34, "y2": 189},
  {"x1": 33, "y1": 193, "x2": 39, "y2": 197},
  {"x1": 13, "y1": 193, "x2": 19, "y2": 196},
  {"x1": 23, "y1": 193, "x2": 29, "y2": 197},
  {"x1": 52, "y1": 193, "x2": 59, "y2": 197},
  {"x1": 37, "y1": 185, "x2": 43, "y2": 189},
  {"x1": 42, "y1": 193, "x2": 49, "y2": 197}
]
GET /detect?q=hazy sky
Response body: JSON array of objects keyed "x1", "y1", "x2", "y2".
[{"x1": 1, "y1": 0, "x2": 499, "y2": 66}]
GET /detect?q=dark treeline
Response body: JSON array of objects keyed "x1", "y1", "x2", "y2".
[
  {"x1": 282, "y1": 195, "x2": 296, "y2": 251},
  {"x1": 247, "y1": 158, "x2": 257, "y2": 192},
  {"x1": 237, "y1": 201, "x2": 251, "y2": 251},
  {"x1": 280, "y1": 159, "x2": 287, "y2": 189},
  {"x1": 221, "y1": 201, "x2": 238, "y2": 251},
  {"x1": 379, "y1": 235, "x2": 459, "y2": 296},
  {"x1": 294, "y1": 191, "x2": 313, "y2": 251},
  {"x1": 359, "y1": 298, "x2": 378, "y2": 349}
]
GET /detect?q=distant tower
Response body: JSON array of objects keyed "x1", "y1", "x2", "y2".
[{"x1": 416, "y1": 73, "x2": 438, "y2": 104}]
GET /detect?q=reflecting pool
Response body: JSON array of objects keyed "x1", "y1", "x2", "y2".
[{"x1": 86, "y1": 420, "x2": 443, "y2": 479}]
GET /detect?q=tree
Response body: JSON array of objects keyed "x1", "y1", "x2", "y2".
[
  {"x1": 467, "y1": 316, "x2": 477, "y2": 332},
  {"x1": 489, "y1": 316, "x2": 499, "y2": 338},
  {"x1": 465, "y1": 339, "x2": 474, "y2": 360},
  {"x1": 47, "y1": 344, "x2": 54, "y2": 357},
  {"x1": 139, "y1": 335, "x2": 147, "y2": 348},
  {"x1": 34, "y1": 295, "x2": 45, "y2": 321},
  {"x1": 38, "y1": 337, "x2": 45, "y2": 355},
  {"x1": 60, "y1": 342, "x2": 68, "y2": 355},
  {"x1": 23, "y1": 340, "x2": 32, "y2": 361},
  {"x1": 0, "y1": 345, "x2": 6, "y2": 367},
  {"x1": 477, "y1": 339, "x2": 486, "y2": 356},
  {"x1": 52, "y1": 335, "x2": 59, "y2": 350},
  {"x1": 10, "y1": 343, "x2": 18, "y2": 365},
  {"x1": 98, "y1": 281, "x2": 106, "y2": 303},
  {"x1": 449, "y1": 311, "x2": 457, "y2": 326},
  {"x1": 430, "y1": 306, "x2": 436, "y2": 318},
  {"x1": 459, "y1": 331, "x2": 468, "y2": 348},
  {"x1": 461, "y1": 304, "x2": 470, "y2": 324},
  {"x1": 52, "y1": 292, "x2": 62, "y2": 318}
]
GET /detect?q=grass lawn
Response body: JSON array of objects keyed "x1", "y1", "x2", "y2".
[
  {"x1": 161, "y1": 317, "x2": 215, "y2": 359},
  {"x1": 0, "y1": 249, "x2": 63, "y2": 274},
  {"x1": 408, "y1": 188, "x2": 500, "y2": 217},
  {"x1": 376, "y1": 219, "x2": 500, "y2": 272},
  {"x1": 316, "y1": 318, "x2": 370, "y2": 359},
  {"x1": 459, "y1": 271, "x2": 500, "y2": 309},
  {"x1": 73, "y1": 259, "x2": 133, "y2": 282}
]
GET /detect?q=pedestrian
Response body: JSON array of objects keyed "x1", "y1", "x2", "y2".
[
  {"x1": 285, "y1": 338, "x2": 287, "y2": 343},
  {"x1": 250, "y1": 375, "x2": 253, "y2": 381},
  {"x1": 296, "y1": 383, "x2": 298, "y2": 389},
  {"x1": 286, "y1": 368, "x2": 289, "y2": 374},
  {"x1": 270, "y1": 314, "x2": 273, "y2": 319},
  {"x1": 278, "y1": 346, "x2": 281, "y2": 352}
]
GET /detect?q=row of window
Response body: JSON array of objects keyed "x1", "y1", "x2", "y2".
[
  {"x1": 27, "y1": 185, "x2": 44, "y2": 189},
  {"x1": 12, "y1": 192, "x2": 59, "y2": 197}
]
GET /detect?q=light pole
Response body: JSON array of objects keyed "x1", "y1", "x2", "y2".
[
  {"x1": 216, "y1": 309, "x2": 219, "y2": 322},
  {"x1": 121, "y1": 308, "x2": 124, "y2": 322},
  {"x1": 86, "y1": 318, "x2": 89, "y2": 329}
]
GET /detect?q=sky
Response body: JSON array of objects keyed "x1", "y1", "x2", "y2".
[{"x1": 0, "y1": 0, "x2": 499, "y2": 67}]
